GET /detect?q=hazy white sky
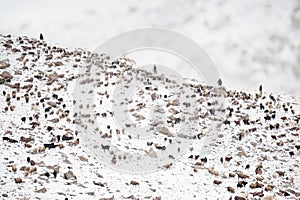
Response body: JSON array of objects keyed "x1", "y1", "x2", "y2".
[{"x1": 1, "y1": 0, "x2": 300, "y2": 95}]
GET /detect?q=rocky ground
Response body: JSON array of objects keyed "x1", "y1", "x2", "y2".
[{"x1": 0, "y1": 34, "x2": 300, "y2": 200}]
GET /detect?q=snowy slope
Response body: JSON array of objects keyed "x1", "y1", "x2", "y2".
[{"x1": 0, "y1": 35, "x2": 300, "y2": 200}]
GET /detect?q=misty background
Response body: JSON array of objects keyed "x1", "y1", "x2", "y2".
[{"x1": 1, "y1": 0, "x2": 300, "y2": 96}]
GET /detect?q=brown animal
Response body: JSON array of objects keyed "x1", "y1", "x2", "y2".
[
  {"x1": 20, "y1": 136, "x2": 34, "y2": 143},
  {"x1": 227, "y1": 186, "x2": 235, "y2": 193},
  {"x1": 12, "y1": 165, "x2": 17, "y2": 173},
  {"x1": 130, "y1": 180, "x2": 139, "y2": 186},
  {"x1": 213, "y1": 180, "x2": 222, "y2": 185},
  {"x1": 15, "y1": 178, "x2": 22, "y2": 184}
]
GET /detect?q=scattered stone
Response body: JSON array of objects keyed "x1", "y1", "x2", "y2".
[
  {"x1": 234, "y1": 196, "x2": 246, "y2": 200},
  {"x1": 157, "y1": 126, "x2": 173, "y2": 137},
  {"x1": 0, "y1": 60, "x2": 10, "y2": 69},
  {"x1": 146, "y1": 148, "x2": 158, "y2": 158},
  {"x1": 0, "y1": 71, "x2": 12, "y2": 80},
  {"x1": 64, "y1": 170, "x2": 76, "y2": 180},
  {"x1": 78, "y1": 156, "x2": 88, "y2": 162},
  {"x1": 36, "y1": 187, "x2": 47, "y2": 193}
]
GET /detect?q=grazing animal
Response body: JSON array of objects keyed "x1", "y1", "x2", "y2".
[
  {"x1": 200, "y1": 157, "x2": 207, "y2": 163},
  {"x1": 224, "y1": 120, "x2": 230, "y2": 125},
  {"x1": 271, "y1": 135, "x2": 277, "y2": 140},
  {"x1": 259, "y1": 84, "x2": 262, "y2": 96},
  {"x1": 130, "y1": 180, "x2": 139, "y2": 185},
  {"x1": 44, "y1": 143, "x2": 58, "y2": 149},
  {"x1": 237, "y1": 181, "x2": 244, "y2": 188},
  {"x1": 243, "y1": 119, "x2": 250, "y2": 125},
  {"x1": 153, "y1": 65, "x2": 157, "y2": 74},
  {"x1": 62, "y1": 135, "x2": 73, "y2": 141},
  {"x1": 155, "y1": 145, "x2": 166, "y2": 151},
  {"x1": 30, "y1": 160, "x2": 35, "y2": 166},
  {"x1": 101, "y1": 144, "x2": 110, "y2": 152},
  {"x1": 269, "y1": 95, "x2": 276, "y2": 102},
  {"x1": 217, "y1": 78, "x2": 222, "y2": 86},
  {"x1": 259, "y1": 103, "x2": 265, "y2": 110},
  {"x1": 3, "y1": 136, "x2": 18, "y2": 143},
  {"x1": 56, "y1": 135, "x2": 61, "y2": 142},
  {"x1": 20, "y1": 136, "x2": 34, "y2": 143},
  {"x1": 264, "y1": 115, "x2": 271, "y2": 121},
  {"x1": 15, "y1": 178, "x2": 22, "y2": 184},
  {"x1": 227, "y1": 186, "x2": 235, "y2": 193},
  {"x1": 12, "y1": 165, "x2": 17, "y2": 173},
  {"x1": 47, "y1": 126, "x2": 53, "y2": 131},
  {"x1": 53, "y1": 170, "x2": 58, "y2": 178},
  {"x1": 213, "y1": 180, "x2": 222, "y2": 185},
  {"x1": 41, "y1": 172, "x2": 50, "y2": 178}
]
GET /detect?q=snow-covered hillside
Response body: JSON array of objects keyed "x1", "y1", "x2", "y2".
[{"x1": 0, "y1": 35, "x2": 300, "y2": 200}]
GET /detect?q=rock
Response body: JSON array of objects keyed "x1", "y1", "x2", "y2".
[
  {"x1": 234, "y1": 196, "x2": 246, "y2": 200},
  {"x1": 146, "y1": 148, "x2": 158, "y2": 158},
  {"x1": 2, "y1": 194, "x2": 8, "y2": 197},
  {"x1": 169, "y1": 108, "x2": 179, "y2": 114},
  {"x1": 78, "y1": 156, "x2": 88, "y2": 162},
  {"x1": 36, "y1": 187, "x2": 47, "y2": 193},
  {"x1": 14, "y1": 70, "x2": 22, "y2": 75},
  {"x1": 0, "y1": 71, "x2": 12, "y2": 80},
  {"x1": 157, "y1": 126, "x2": 173, "y2": 137},
  {"x1": 86, "y1": 192, "x2": 95, "y2": 196},
  {"x1": 285, "y1": 189, "x2": 300, "y2": 197},
  {"x1": 46, "y1": 71, "x2": 58, "y2": 85},
  {"x1": 0, "y1": 60, "x2": 10, "y2": 69},
  {"x1": 64, "y1": 170, "x2": 76, "y2": 180}
]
